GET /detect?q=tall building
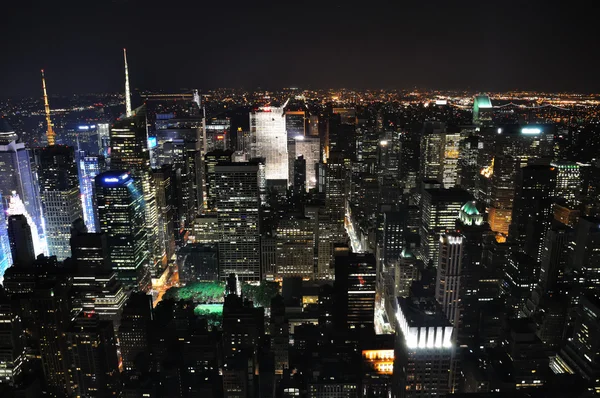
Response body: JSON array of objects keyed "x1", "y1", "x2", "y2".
[
  {"x1": 0, "y1": 196, "x2": 11, "y2": 279},
  {"x1": 539, "y1": 225, "x2": 572, "y2": 295},
  {"x1": 65, "y1": 313, "x2": 120, "y2": 397},
  {"x1": 551, "y1": 161, "x2": 581, "y2": 205},
  {"x1": 472, "y1": 95, "x2": 493, "y2": 126},
  {"x1": 419, "y1": 188, "x2": 471, "y2": 266},
  {"x1": 275, "y1": 215, "x2": 315, "y2": 279},
  {"x1": 0, "y1": 289, "x2": 26, "y2": 385},
  {"x1": 77, "y1": 153, "x2": 104, "y2": 232},
  {"x1": 435, "y1": 233, "x2": 464, "y2": 328},
  {"x1": 488, "y1": 155, "x2": 519, "y2": 237},
  {"x1": 110, "y1": 105, "x2": 161, "y2": 273},
  {"x1": 35, "y1": 145, "x2": 83, "y2": 261},
  {"x1": 335, "y1": 252, "x2": 376, "y2": 329},
  {"x1": 95, "y1": 171, "x2": 150, "y2": 291},
  {"x1": 250, "y1": 103, "x2": 288, "y2": 182},
  {"x1": 0, "y1": 135, "x2": 42, "y2": 236},
  {"x1": 214, "y1": 162, "x2": 261, "y2": 281},
  {"x1": 289, "y1": 135, "x2": 320, "y2": 190},
  {"x1": 510, "y1": 164, "x2": 557, "y2": 261},
  {"x1": 419, "y1": 123, "x2": 444, "y2": 183},
  {"x1": 571, "y1": 216, "x2": 600, "y2": 296},
  {"x1": 7, "y1": 215, "x2": 35, "y2": 268},
  {"x1": 554, "y1": 295, "x2": 600, "y2": 395},
  {"x1": 394, "y1": 296, "x2": 453, "y2": 397},
  {"x1": 118, "y1": 292, "x2": 153, "y2": 372},
  {"x1": 70, "y1": 223, "x2": 127, "y2": 328},
  {"x1": 152, "y1": 166, "x2": 176, "y2": 269}
]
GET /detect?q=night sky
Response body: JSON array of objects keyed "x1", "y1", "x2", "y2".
[{"x1": 1, "y1": 0, "x2": 598, "y2": 98}]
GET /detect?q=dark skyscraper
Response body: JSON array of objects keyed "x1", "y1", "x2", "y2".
[
  {"x1": 335, "y1": 252, "x2": 376, "y2": 329},
  {"x1": 7, "y1": 214, "x2": 35, "y2": 267}
]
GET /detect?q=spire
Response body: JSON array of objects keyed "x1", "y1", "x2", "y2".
[
  {"x1": 123, "y1": 48, "x2": 132, "y2": 118},
  {"x1": 41, "y1": 69, "x2": 56, "y2": 146}
]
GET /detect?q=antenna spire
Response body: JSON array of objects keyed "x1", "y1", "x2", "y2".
[
  {"x1": 41, "y1": 69, "x2": 56, "y2": 146},
  {"x1": 124, "y1": 48, "x2": 132, "y2": 118}
]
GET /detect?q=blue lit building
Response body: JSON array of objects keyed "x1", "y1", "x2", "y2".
[
  {"x1": 95, "y1": 170, "x2": 150, "y2": 291},
  {"x1": 77, "y1": 152, "x2": 104, "y2": 232},
  {"x1": 0, "y1": 193, "x2": 12, "y2": 280}
]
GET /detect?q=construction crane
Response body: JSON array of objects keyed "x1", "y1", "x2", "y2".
[{"x1": 40, "y1": 69, "x2": 56, "y2": 146}]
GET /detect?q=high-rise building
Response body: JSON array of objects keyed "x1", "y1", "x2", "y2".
[
  {"x1": 214, "y1": 162, "x2": 261, "y2": 281},
  {"x1": 118, "y1": 292, "x2": 153, "y2": 372},
  {"x1": 77, "y1": 153, "x2": 104, "y2": 232},
  {"x1": 571, "y1": 216, "x2": 600, "y2": 297},
  {"x1": 419, "y1": 188, "x2": 471, "y2": 266},
  {"x1": 510, "y1": 164, "x2": 557, "y2": 261},
  {"x1": 204, "y1": 150, "x2": 234, "y2": 213},
  {"x1": 0, "y1": 289, "x2": 26, "y2": 385},
  {"x1": 151, "y1": 166, "x2": 176, "y2": 274},
  {"x1": 292, "y1": 156, "x2": 307, "y2": 196},
  {"x1": 275, "y1": 215, "x2": 315, "y2": 279},
  {"x1": 70, "y1": 223, "x2": 127, "y2": 329},
  {"x1": 335, "y1": 252, "x2": 376, "y2": 329},
  {"x1": 110, "y1": 105, "x2": 161, "y2": 273},
  {"x1": 554, "y1": 295, "x2": 600, "y2": 395},
  {"x1": 7, "y1": 215, "x2": 35, "y2": 268},
  {"x1": 419, "y1": 123, "x2": 444, "y2": 184},
  {"x1": 95, "y1": 171, "x2": 150, "y2": 291},
  {"x1": 35, "y1": 145, "x2": 82, "y2": 261},
  {"x1": 488, "y1": 155, "x2": 519, "y2": 237},
  {"x1": 250, "y1": 103, "x2": 288, "y2": 182},
  {"x1": 394, "y1": 296, "x2": 453, "y2": 397},
  {"x1": 0, "y1": 195, "x2": 11, "y2": 279},
  {"x1": 65, "y1": 313, "x2": 120, "y2": 397},
  {"x1": 539, "y1": 225, "x2": 572, "y2": 295},
  {"x1": 0, "y1": 138, "x2": 42, "y2": 236},
  {"x1": 289, "y1": 135, "x2": 320, "y2": 190},
  {"x1": 472, "y1": 95, "x2": 493, "y2": 126},
  {"x1": 436, "y1": 233, "x2": 464, "y2": 329},
  {"x1": 551, "y1": 161, "x2": 581, "y2": 205}
]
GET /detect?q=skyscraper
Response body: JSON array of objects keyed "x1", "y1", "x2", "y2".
[
  {"x1": 419, "y1": 188, "x2": 471, "y2": 266},
  {"x1": 250, "y1": 103, "x2": 288, "y2": 182},
  {"x1": 436, "y1": 233, "x2": 464, "y2": 329},
  {"x1": 77, "y1": 153, "x2": 104, "y2": 232},
  {"x1": 275, "y1": 215, "x2": 315, "y2": 279},
  {"x1": 335, "y1": 252, "x2": 376, "y2": 329},
  {"x1": 0, "y1": 195, "x2": 11, "y2": 279},
  {"x1": 118, "y1": 292, "x2": 153, "y2": 372},
  {"x1": 35, "y1": 145, "x2": 83, "y2": 261},
  {"x1": 95, "y1": 171, "x2": 150, "y2": 291},
  {"x1": 65, "y1": 313, "x2": 120, "y2": 396},
  {"x1": 394, "y1": 296, "x2": 453, "y2": 397},
  {"x1": 289, "y1": 135, "x2": 320, "y2": 190},
  {"x1": 510, "y1": 164, "x2": 557, "y2": 261},
  {"x1": 488, "y1": 155, "x2": 519, "y2": 237},
  {"x1": 0, "y1": 136, "x2": 43, "y2": 241},
  {"x1": 551, "y1": 160, "x2": 581, "y2": 205},
  {"x1": 7, "y1": 215, "x2": 35, "y2": 268},
  {"x1": 214, "y1": 162, "x2": 261, "y2": 281}
]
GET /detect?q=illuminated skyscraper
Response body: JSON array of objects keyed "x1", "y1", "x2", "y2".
[
  {"x1": 0, "y1": 195, "x2": 11, "y2": 279},
  {"x1": 0, "y1": 134, "x2": 43, "y2": 237},
  {"x1": 488, "y1": 155, "x2": 518, "y2": 237},
  {"x1": 95, "y1": 171, "x2": 150, "y2": 291},
  {"x1": 335, "y1": 252, "x2": 376, "y2": 329},
  {"x1": 110, "y1": 105, "x2": 161, "y2": 274},
  {"x1": 289, "y1": 135, "x2": 319, "y2": 190},
  {"x1": 77, "y1": 153, "x2": 104, "y2": 232},
  {"x1": 436, "y1": 233, "x2": 464, "y2": 328},
  {"x1": 35, "y1": 146, "x2": 83, "y2": 261},
  {"x1": 394, "y1": 296, "x2": 453, "y2": 397},
  {"x1": 275, "y1": 215, "x2": 315, "y2": 279},
  {"x1": 214, "y1": 162, "x2": 261, "y2": 281},
  {"x1": 473, "y1": 94, "x2": 493, "y2": 126},
  {"x1": 250, "y1": 103, "x2": 288, "y2": 182},
  {"x1": 419, "y1": 188, "x2": 471, "y2": 266},
  {"x1": 419, "y1": 123, "x2": 444, "y2": 183},
  {"x1": 551, "y1": 160, "x2": 581, "y2": 205}
]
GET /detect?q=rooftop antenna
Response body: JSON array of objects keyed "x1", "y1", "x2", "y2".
[
  {"x1": 41, "y1": 69, "x2": 56, "y2": 146},
  {"x1": 123, "y1": 48, "x2": 132, "y2": 117}
]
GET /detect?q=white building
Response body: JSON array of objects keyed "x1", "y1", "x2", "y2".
[{"x1": 250, "y1": 103, "x2": 288, "y2": 182}]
